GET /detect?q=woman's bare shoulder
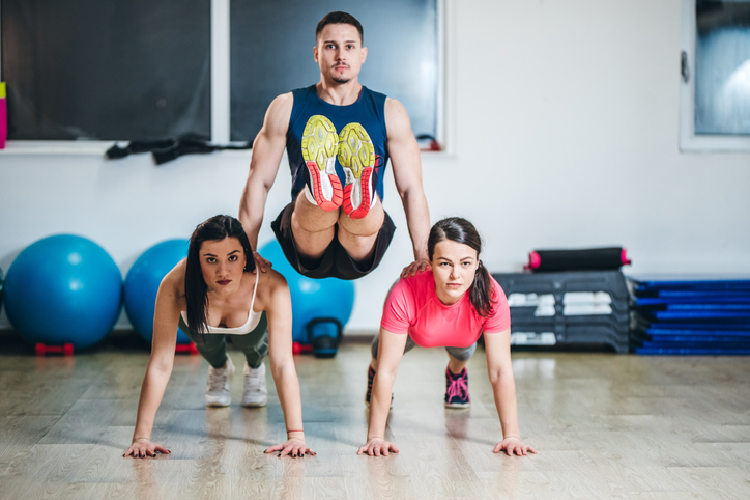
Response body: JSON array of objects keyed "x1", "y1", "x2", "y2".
[
  {"x1": 160, "y1": 258, "x2": 187, "y2": 296},
  {"x1": 259, "y1": 269, "x2": 288, "y2": 288},
  {"x1": 254, "y1": 269, "x2": 289, "y2": 304}
]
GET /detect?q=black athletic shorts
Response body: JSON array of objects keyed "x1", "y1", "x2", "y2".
[{"x1": 270, "y1": 201, "x2": 396, "y2": 280}]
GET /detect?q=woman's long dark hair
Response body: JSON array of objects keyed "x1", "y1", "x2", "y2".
[
  {"x1": 184, "y1": 215, "x2": 255, "y2": 337},
  {"x1": 428, "y1": 217, "x2": 495, "y2": 317}
]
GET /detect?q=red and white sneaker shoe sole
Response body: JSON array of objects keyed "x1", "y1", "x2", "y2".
[
  {"x1": 338, "y1": 122, "x2": 375, "y2": 219},
  {"x1": 301, "y1": 115, "x2": 342, "y2": 211},
  {"x1": 343, "y1": 167, "x2": 373, "y2": 219}
]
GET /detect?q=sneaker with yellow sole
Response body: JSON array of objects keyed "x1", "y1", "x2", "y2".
[
  {"x1": 300, "y1": 115, "x2": 342, "y2": 211},
  {"x1": 338, "y1": 122, "x2": 376, "y2": 219}
]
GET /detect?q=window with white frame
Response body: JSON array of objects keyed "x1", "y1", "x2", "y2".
[
  {"x1": 681, "y1": 0, "x2": 750, "y2": 152},
  {"x1": 1, "y1": 0, "x2": 442, "y2": 147},
  {"x1": 1, "y1": 0, "x2": 211, "y2": 141}
]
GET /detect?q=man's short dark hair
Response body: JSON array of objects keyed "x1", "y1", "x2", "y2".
[{"x1": 316, "y1": 11, "x2": 364, "y2": 45}]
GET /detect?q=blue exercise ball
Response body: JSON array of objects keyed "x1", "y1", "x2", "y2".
[
  {"x1": 124, "y1": 239, "x2": 191, "y2": 344},
  {"x1": 258, "y1": 239, "x2": 354, "y2": 344},
  {"x1": 4, "y1": 234, "x2": 122, "y2": 349}
]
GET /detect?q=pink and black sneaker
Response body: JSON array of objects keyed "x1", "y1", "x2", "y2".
[{"x1": 444, "y1": 367, "x2": 470, "y2": 408}]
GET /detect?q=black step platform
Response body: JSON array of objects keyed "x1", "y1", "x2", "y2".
[{"x1": 493, "y1": 271, "x2": 629, "y2": 353}]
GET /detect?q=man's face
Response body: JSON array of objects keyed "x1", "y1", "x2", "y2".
[{"x1": 314, "y1": 23, "x2": 367, "y2": 85}]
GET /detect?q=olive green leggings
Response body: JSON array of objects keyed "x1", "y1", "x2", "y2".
[{"x1": 179, "y1": 312, "x2": 268, "y2": 369}]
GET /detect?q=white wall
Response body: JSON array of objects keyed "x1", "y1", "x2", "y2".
[{"x1": 1, "y1": 0, "x2": 749, "y2": 333}]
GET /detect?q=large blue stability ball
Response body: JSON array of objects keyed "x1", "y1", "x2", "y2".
[
  {"x1": 258, "y1": 240, "x2": 354, "y2": 344},
  {"x1": 4, "y1": 235, "x2": 122, "y2": 349},
  {"x1": 124, "y1": 239, "x2": 191, "y2": 344}
]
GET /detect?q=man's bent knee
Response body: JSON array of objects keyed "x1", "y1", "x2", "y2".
[
  {"x1": 289, "y1": 194, "x2": 337, "y2": 261},
  {"x1": 338, "y1": 196, "x2": 385, "y2": 237},
  {"x1": 292, "y1": 191, "x2": 340, "y2": 233}
]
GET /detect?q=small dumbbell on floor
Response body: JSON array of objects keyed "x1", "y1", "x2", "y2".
[{"x1": 35, "y1": 343, "x2": 74, "y2": 357}]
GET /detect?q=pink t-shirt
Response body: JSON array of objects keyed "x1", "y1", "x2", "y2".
[{"x1": 380, "y1": 270, "x2": 511, "y2": 348}]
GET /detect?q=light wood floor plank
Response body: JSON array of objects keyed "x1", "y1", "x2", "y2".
[
  {"x1": 477, "y1": 470, "x2": 554, "y2": 500},
  {"x1": 1, "y1": 342, "x2": 749, "y2": 499}
]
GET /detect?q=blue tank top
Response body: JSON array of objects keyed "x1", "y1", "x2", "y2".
[{"x1": 286, "y1": 85, "x2": 389, "y2": 201}]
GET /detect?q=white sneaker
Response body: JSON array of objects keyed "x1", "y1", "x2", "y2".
[
  {"x1": 205, "y1": 356, "x2": 235, "y2": 407},
  {"x1": 241, "y1": 361, "x2": 268, "y2": 408}
]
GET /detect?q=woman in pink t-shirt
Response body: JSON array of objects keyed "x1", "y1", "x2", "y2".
[{"x1": 358, "y1": 218, "x2": 536, "y2": 457}]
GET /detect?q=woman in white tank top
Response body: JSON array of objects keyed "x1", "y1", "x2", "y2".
[{"x1": 124, "y1": 215, "x2": 314, "y2": 458}]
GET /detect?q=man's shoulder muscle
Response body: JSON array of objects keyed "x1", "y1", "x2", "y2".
[
  {"x1": 383, "y1": 98, "x2": 412, "y2": 138},
  {"x1": 262, "y1": 92, "x2": 294, "y2": 137}
]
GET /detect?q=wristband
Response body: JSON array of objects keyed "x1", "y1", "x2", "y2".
[{"x1": 286, "y1": 429, "x2": 304, "y2": 434}]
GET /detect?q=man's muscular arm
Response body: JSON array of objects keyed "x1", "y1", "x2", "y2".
[
  {"x1": 238, "y1": 93, "x2": 293, "y2": 271},
  {"x1": 385, "y1": 98, "x2": 431, "y2": 278}
]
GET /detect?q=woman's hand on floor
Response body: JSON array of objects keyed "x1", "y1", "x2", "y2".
[
  {"x1": 123, "y1": 438, "x2": 171, "y2": 458},
  {"x1": 493, "y1": 437, "x2": 537, "y2": 456},
  {"x1": 357, "y1": 437, "x2": 399, "y2": 456}
]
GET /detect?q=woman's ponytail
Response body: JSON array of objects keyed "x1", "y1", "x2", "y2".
[{"x1": 469, "y1": 260, "x2": 495, "y2": 317}]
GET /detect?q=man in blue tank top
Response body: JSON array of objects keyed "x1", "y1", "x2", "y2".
[{"x1": 238, "y1": 11, "x2": 430, "y2": 281}]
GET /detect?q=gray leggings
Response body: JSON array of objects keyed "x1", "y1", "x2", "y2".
[
  {"x1": 180, "y1": 312, "x2": 268, "y2": 369},
  {"x1": 370, "y1": 331, "x2": 477, "y2": 361}
]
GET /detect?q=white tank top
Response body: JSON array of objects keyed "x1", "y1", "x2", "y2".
[{"x1": 180, "y1": 272, "x2": 262, "y2": 334}]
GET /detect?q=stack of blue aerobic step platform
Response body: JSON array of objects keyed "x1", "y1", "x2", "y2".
[
  {"x1": 492, "y1": 270, "x2": 631, "y2": 353},
  {"x1": 629, "y1": 276, "x2": 750, "y2": 355}
]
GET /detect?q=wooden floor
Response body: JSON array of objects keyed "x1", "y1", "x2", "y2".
[{"x1": 0, "y1": 338, "x2": 749, "y2": 500}]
